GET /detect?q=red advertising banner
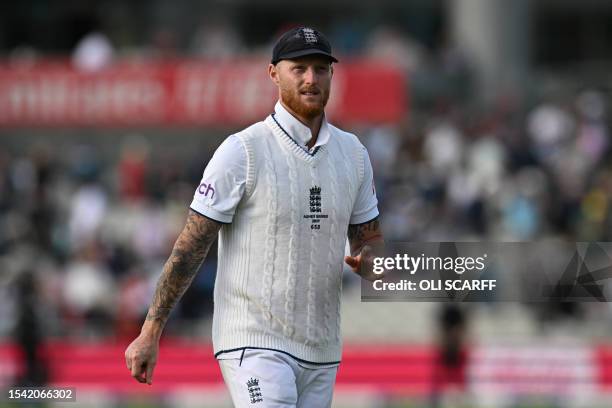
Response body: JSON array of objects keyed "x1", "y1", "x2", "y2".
[{"x1": 0, "y1": 59, "x2": 407, "y2": 127}]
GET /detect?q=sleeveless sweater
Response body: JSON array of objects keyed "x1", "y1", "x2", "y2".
[{"x1": 212, "y1": 114, "x2": 365, "y2": 363}]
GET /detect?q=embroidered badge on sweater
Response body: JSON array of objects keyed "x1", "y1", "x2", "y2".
[{"x1": 304, "y1": 185, "x2": 328, "y2": 230}]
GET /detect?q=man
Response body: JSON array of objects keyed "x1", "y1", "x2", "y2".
[{"x1": 125, "y1": 26, "x2": 384, "y2": 407}]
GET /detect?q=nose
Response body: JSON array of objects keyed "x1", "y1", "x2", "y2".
[{"x1": 303, "y1": 67, "x2": 318, "y2": 85}]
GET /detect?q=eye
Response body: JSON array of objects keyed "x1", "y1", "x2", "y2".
[{"x1": 292, "y1": 65, "x2": 306, "y2": 73}]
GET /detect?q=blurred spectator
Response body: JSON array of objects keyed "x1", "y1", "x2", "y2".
[
  {"x1": 527, "y1": 102, "x2": 574, "y2": 164},
  {"x1": 62, "y1": 241, "x2": 116, "y2": 334},
  {"x1": 575, "y1": 90, "x2": 608, "y2": 167},
  {"x1": 68, "y1": 182, "x2": 108, "y2": 250},
  {"x1": 14, "y1": 271, "x2": 48, "y2": 386},
  {"x1": 118, "y1": 136, "x2": 150, "y2": 202},
  {"x1": 364, "y1": 25, "x2": 426, "y2": 72},
  {"x1": 423, "y1": 119, "x2": 464, "y2": 178},
  {"x1": 72, "y1": 31, "x2": 114, "y2": 71},
  {"x1": 430, "y1": 304, "x2": 468, "y2": 407},
  {"x1": 362, "y1": 125, "x2": 402, "y2": 200}
]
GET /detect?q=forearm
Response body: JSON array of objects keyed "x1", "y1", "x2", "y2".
[
  {"x1": 142, "y1": 251, "x2": 205, "y2": 339},
  {"x1": 347, "y1": 217, "x2": 384, "y2": 256},
  {"x1": 142, "y1": 211, "x2": 221, "y2": 339}
]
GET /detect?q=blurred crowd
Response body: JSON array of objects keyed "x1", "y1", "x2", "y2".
[
  {"x1": 1, "y1": 14, "x2": 612, "y2": 342},
  {"x1": 0, "y1": 136, "x2": 220, "y2": 340},
  {"x1": 369, "y1": 89, "x2": 612, "y2": 243},
  {"x1": 3, "y1": 6, "x2": 440, "y2": 73}
]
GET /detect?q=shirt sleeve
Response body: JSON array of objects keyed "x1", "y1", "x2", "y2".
[
  {"x1": 350, "y1": 146, "x2": 380, "y2": 225},
  {"x1": 190, "y1": 135, "x2": 246, "y2": 224}
]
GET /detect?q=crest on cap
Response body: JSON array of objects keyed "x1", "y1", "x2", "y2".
[
  {"x1": 271, "y1": 26, "x2": 338, "y2": 64},
  {"x1": 302, "y1": 28, "x2": 318, "y2": 44}
]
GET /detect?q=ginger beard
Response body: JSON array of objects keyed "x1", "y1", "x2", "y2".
[{"x1": 279, "y1": 77, "x2": 331, "y2": 120}]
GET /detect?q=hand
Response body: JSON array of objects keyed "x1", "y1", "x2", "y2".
[
  {"x1": 125, "y1": 333, "x2": 159, "y2": 385},
  {"x1": 344, "y1": 244, "x2": 384, "y2": 281}
]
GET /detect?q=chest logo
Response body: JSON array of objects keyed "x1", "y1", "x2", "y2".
[
  {"x1": 310, "y1": 186, "x2": 321, "y2": 213},
  {"x1": 304, "y1": 185, "x2": 328, "y2": 230}
]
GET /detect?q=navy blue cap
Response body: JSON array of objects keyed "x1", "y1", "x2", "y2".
[{"x1": 271, "y1": 27, "x2": 338, "y2": 64}]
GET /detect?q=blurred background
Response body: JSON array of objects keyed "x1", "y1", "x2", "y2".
[{"x1": 1, "y1": 0, "x2": 612, "y2": 407}]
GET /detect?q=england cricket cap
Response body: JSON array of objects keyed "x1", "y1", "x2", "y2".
[{"x1": 271, "y1": 26, "x2": 339, "y2": 64}]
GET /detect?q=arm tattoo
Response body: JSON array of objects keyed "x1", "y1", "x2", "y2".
[
  {"x1": 347, "y1": 217, "x2": 382, "y2": 256},
  {"x1": 145, "y1": 210, "x2": 221, "y2": 326},
  {"x1": 348, "y1": 217, "x2": 380, "y2": 241}
]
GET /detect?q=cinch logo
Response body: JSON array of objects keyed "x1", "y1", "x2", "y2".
[{"x1": 198, "y1": 182, "x2": 215, "y2": 199}]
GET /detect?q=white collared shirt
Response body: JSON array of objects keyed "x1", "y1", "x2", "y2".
[
  {"x1": 190, "y1": 102, "x2": 378, "y2": 224},
  {"x1": 272, "y1": 101, "x2": 330, "y2": 153}
]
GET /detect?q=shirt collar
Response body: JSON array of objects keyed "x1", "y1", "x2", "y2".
[{"x1": 274, "y1": 101, "x2": 330, "y2": 152}]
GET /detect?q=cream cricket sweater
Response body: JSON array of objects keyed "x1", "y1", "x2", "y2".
[{"x1": 212, "y1": 114, "x2": 366, "y2": 363}]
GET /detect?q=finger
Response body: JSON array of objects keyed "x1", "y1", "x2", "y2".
[
  {"x1": 145, "y1": 362, "x2": 155, "y2": 385},
  {"x1": 125, "y1": 352, "x2": 132, "y2": 371},
  {"x1": 136, "y1": 366, "x2": 147, "y2": 383},
  {"x1": 131, "y1": 359, "x2": 144, "y2": 381},
  {"x1": 344, "y1": 256, "x2": 359, "y2": 269}
]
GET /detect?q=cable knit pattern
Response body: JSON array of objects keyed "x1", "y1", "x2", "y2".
[
  {"x1": 212, "y1": 118, "x2": 370, "y2": 363},
  {"x1": 305, "y1": 164, "x2": 318, "y2": 346},
  {"x1": 261, "y1": 136, "x2": 278, "y2": 327},
  {"x1": 283, "y1": 152, "x2": 299, "y2": 339},
  {"x1": 324, "y1": 150, "x2": 339, "y2": 342},
  {"x1": 339, "y1": 143, "x2": 357, "y2": 215}
]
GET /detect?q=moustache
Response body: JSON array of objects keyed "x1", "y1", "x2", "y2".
[{"x1": 300, "y1": 87, "x2": 322, "y2": 94}]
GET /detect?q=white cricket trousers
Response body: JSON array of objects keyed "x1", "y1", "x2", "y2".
[{"x1": 218, "y1": 349, "x2": 338, "y2": 408}]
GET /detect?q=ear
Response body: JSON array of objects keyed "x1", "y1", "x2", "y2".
[{"x1": 268, "y1": 63, "x2": 280, "y2": 86}]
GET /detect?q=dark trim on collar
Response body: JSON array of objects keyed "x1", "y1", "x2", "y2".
[
  {"x1": 271, "y1": 113, "x2": 321, "y2": 157},
  {"x1": 215, "y1": 346, "x2": 341, "y2": 366}
]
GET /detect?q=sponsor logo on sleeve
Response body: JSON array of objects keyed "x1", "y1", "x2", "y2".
[{"x1": 198, "y1": 182, "x2": 215, "y2": 199}]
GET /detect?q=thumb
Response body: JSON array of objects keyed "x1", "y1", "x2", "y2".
[{"x1": 344, "y1": 255, "x2": 360, "y2": 270}]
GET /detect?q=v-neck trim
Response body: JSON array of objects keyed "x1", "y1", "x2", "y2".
[
  {"x1": 265, "y1": 114, "x2": 326, "y2": 164},
  {"x1": 273, "y1": 101, "x2": 330, "y2": 150},
  {"x1": 271, "y1": 113, "x2": 321, "y2": 156}
]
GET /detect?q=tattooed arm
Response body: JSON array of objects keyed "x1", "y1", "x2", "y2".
[
  {"x1": 345, "y1": 217, "x2": 385, "y2": 281},
  {"x1": 125, "y1": 210, "x2": 221, "y2": 385},
  {"x1": 347, "y1": 217, "x2": 383, "y2": 256}
]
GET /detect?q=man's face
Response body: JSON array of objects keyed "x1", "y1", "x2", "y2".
[{"x1": 269, "y1": 55, "x2": 333, "y2": 120}]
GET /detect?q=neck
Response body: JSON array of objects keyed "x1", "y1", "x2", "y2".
[{"x1": 280, "y1": 100, "x2": 324, "y2": 149}]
